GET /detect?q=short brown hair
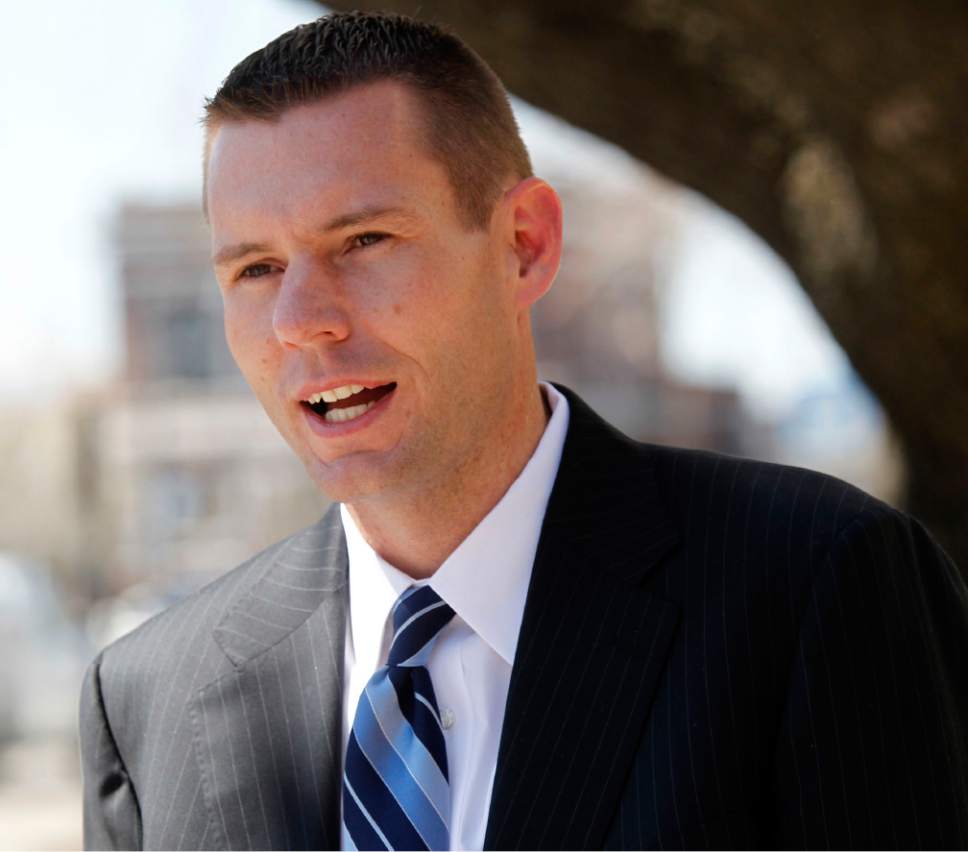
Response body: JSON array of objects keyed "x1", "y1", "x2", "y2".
[{"x1": 203, "y1": 11, "x2": 533, "y2": 229}]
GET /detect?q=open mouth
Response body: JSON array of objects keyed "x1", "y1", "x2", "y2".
[{"x1": 302, "y1": 382, "x2": 397, "y2": 424}]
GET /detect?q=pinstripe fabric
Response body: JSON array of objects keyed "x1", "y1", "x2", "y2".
[
  {"x1": 80, "y1": 510, "x2": 348, "y2": 850},
  {"x1": 484, "y1": 389, "x2": 968, "y2": 849},
  {"x1": 80, "y1": 383, "x2": 968, "y2": 850}
]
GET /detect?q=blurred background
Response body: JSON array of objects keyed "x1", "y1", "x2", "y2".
[{"x1": 3, "y1": 1, "x2": 964, "y2": 848}]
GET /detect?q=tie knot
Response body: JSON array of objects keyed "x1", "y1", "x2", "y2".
[{"x1": 386, "y1": 585, "x2": 455, "y2": 667}]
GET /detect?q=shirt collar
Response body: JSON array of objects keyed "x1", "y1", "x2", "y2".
[{"x1": 342, "y1": 381, "x2": 570, "y2": 667}]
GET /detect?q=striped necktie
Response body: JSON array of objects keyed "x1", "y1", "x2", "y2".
[{"x1": 342, "y1": 585, "x2": 456, "y2": 851}]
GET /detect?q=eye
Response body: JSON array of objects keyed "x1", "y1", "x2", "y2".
[
  {"x1": 352, "y1": 232, "x2": 388, "y2": 250},
  {"x1": 238, "y1": 263, "x2": 275, "y2": 280}
]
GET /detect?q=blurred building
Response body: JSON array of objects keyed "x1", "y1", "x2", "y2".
[
  {"x1": 0, "y1": 401, "x2": 89, "y2": 593},
  {"x1": 119, "y1": 202, "x2": 243, "y2": 389},
  {"x1": 534, "y1": 177, "x2": 761, "y2": 455}
]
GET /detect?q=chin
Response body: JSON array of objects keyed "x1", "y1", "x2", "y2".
[{"x1": 300, "y1": 453, "x2": 400, "y2": 505}]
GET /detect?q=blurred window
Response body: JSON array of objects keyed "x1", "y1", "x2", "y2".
[{"x1": 166, "y1": 306, "x2": 210, "y2": 379}]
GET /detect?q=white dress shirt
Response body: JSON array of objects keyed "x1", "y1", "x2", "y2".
[{"x1": 340, "y1": 381, "x2": 570, "y2": 851}]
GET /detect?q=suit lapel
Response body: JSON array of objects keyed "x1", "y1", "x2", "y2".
[
  {"x1": 190, "y1": 504, "x2": 347, "y2": 851},
  {"x1": 484, "y1": 386, "x2": 682, "y2": 850}
]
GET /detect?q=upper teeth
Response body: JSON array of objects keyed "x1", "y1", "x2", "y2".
[{"x1": 306, "y1": 384, "x2": 366, "y2": 405}]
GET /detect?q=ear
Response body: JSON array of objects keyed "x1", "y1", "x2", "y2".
[{"x1": 500, "y1": 177, "x2": 563, "y2": 310}]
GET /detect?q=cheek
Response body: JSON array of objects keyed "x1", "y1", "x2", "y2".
[
  {"x1": 223, "y1": 299, "x2": 277, "y2": 374},
  {"x1": 222, "y1": 311, "x2": 249, "y2": 365}
]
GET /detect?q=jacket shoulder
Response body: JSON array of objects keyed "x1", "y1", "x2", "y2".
[
  {"x1": 636, "y1": 442, "x2": 922, "y2": 604},
  {"x1": 634, "y1": 443, "x2": 952, "y2": 656},
  {"x1": 92, "y1": 517, "x2": 325, "y2": 685},
  {"x1": 643, "y1": 442, "x2": 893, "y2": 538}
]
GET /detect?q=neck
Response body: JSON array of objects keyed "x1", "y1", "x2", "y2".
[{"x1": 345, "y1": 380, "x2": 552, "y2": 579}]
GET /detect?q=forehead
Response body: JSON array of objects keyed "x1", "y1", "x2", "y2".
[{"x1": 206, "y1": 81, "x2": 452, "y2": 233}]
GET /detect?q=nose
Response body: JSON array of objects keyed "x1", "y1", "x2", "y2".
[{"x1": 272, "y1": 258, "x2": 351, "y2": 348}]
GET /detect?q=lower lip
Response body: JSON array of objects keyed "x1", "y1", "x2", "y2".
[{"x1": 301, "y1": 386, "x2": 397, "y2": 438}]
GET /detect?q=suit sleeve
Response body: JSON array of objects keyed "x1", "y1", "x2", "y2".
[
  {"x1": 772, "y1": 506, "x2": 968, "y2": 849},
  {"x1": 79, "y1": 652, "x2": 142, "y2": 851}
]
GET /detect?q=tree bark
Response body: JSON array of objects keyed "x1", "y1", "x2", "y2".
[{"x1": 319, "y1": 0, "x2": 968, "y2": 573}]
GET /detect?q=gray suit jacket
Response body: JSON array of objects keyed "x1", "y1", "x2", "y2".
[{"x1": 80, "y1": 384, "x2": 968, "y2": 849}]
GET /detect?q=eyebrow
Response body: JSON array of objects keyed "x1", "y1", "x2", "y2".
[
  {"x1": 212, "y1": 241, "x2": 271, "y2": 268},
  {"x1": 211, "y1": 205, "x2": 417, "y2": 268},
  {"x1": 324, "y1": 204, "x2": 416, "y2": 232}
]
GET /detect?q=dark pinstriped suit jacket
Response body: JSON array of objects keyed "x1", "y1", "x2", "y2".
[{"x1": 80, "y1": 384, "x2": 968, "y2": 850}]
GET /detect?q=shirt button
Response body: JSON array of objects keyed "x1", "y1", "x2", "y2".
[{"x1": 441, "y1": 708, "x2": 455, "y2": 730}]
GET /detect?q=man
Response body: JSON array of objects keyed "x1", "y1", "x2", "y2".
[{"x1": 79, "y1": 11, "x2": 968, "y2": 850}]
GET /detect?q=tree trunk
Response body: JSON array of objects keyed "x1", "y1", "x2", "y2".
[{"x1": 319, "y1": 0, "x2": 968, "y2": 574}]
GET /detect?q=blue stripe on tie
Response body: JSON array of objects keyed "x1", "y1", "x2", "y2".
[
  {"x1": 343, "y1": 820, "x2": 359, "y2": 852},
  {"x1": 387, "y1": 602, "x2": 451, "y2": 666},
  {"x1": 355, "y1": 684, "x2": 449, "y2": 848},
  {"x1": 343, "y1": 777, "x2": 390, "y2": 851},
  {"x1": 391, "y1": 585, "x2": 438, "y2": 630},
  {"x1": 391, "y1": 584, "x2": 423, "y2": 617},
  {"x1": 343, "y1": 586, "x2": 454, "y2": 851},
  {"x1": 393, "y1": 598, "x2": 446, "y2": 638},
  {"x1": 392, "y1": 601, "x2": 448, "y2": 643},
  {"x1": 414, "y1": 692, "x2": 443, "y2": 727},
  {"x1": 389, "y1": 667, "x2": 448, "y2": 779},
  {"x1": 345, "y1": 733, "x2": 427, "y2": 851},
  {"x1": 410, "y1": 667, "x2": 443, "y2": 724},
  {"x1": 364, "y1": 677, "x2": 451, "y2": 820}
]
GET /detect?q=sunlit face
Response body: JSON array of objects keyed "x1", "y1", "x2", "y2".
[{"x1": 206, "y1": 81, "x2": 526, "y2": 505}]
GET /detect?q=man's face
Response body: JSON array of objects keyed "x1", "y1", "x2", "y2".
[{"x1": 206, "y1": 81, "x2": 524, "y2": 504}]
